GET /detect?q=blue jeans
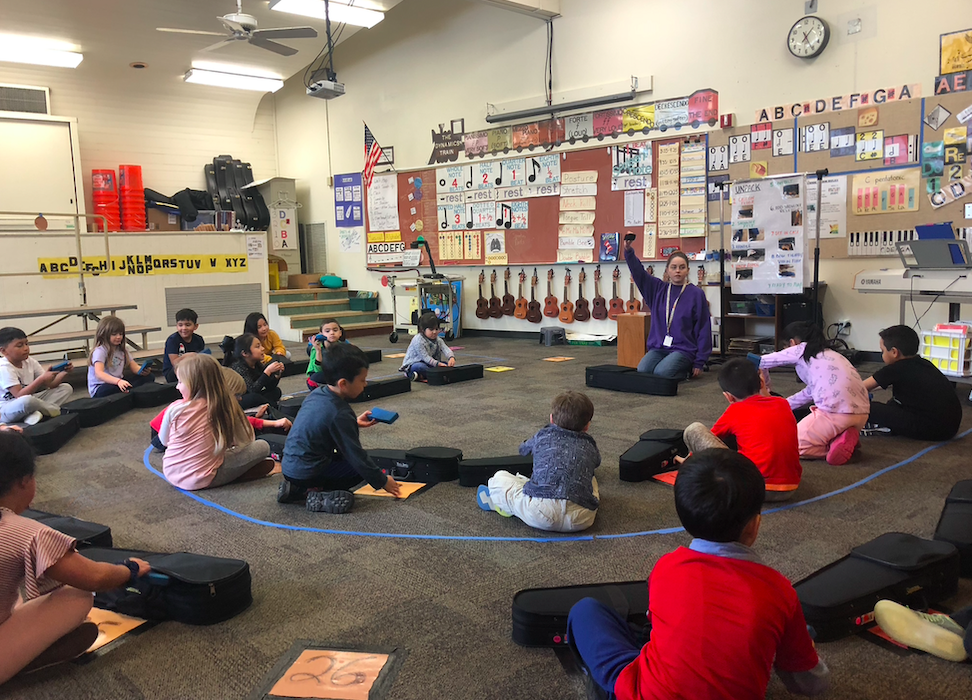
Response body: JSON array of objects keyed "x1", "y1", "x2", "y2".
[
  {"x1": 636, "y1": 349, "x2": 694, "y2": 379},
  {"x1": 405, "y1": 361, "x2": 433, "y2": 378},
  {"x1": 567, "y1": 598, "x2": 643, "y2": 696}
]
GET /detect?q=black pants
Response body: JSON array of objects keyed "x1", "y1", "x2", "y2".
[
  {"x1": 240, "y1": 386, "x2": 282, "y2": 409},
  {"x1": 868, "y1": 400, "x2": 959, "y2": 441},
  {"x1": 92, "y1": 374, "x2": 153, "y2": 397}
]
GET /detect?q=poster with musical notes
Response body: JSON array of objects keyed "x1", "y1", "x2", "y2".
[
  {"x1": 467, "y1": 202, "x2": 496, "y2": 229},
  {"x1": 656, "y1": 142, "x2": 681, "y2": 238},
  {"x1": 437, "y1": 204, "x2": 465, "y2": 231},
  {"x1": 436, "y1": 165, "x2": 470, "y2": 192},
  {"x1": 474, "y1": 161, "x2": 499, "y2": 190},
  {"x1": 527, "y1": 154, "x2": 561, "y2": 185},
  {"x1": 495, "y1": 158, "x2": 526, "y2": 188},
  {"x1": 612, "y1": 141, "x2": 653, "y2": 176}
]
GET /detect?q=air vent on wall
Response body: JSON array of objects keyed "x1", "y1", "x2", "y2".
[{"x1": 0, "y1": 84, "x2": 51, "y2": 115}]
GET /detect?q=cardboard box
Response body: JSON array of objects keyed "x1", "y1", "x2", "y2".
[
  {"x1": 288, "y1": 273, "x2": 322, "y2": 289},
  {"x1": 180, "y1": 210, "x2": 234, "y2": 231},
  {"x1": 146, "y1": 205, "x2": 181, "y2": 231}
]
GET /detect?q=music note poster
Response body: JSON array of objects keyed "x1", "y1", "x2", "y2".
[
  {"x1": 495, "y1": 201, "x2": 528, "y2": 229},
  {"x1": 612, "y1": 141, "x2": 653, "y2": 176}
]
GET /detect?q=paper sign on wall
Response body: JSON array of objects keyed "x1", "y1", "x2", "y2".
[{"x1": 367, "y1": 173, "x2": 399, "y2": 232}]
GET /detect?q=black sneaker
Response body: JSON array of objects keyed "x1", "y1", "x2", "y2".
[
  {"x1": 277, "y1": 479, "x2": 307, "y2": 504},
  {"x1": 19, "y1": 622, "x2": 99, "y2": 675},
  {"x1": 306, "y1": 489, "x2": 355, "y2": 514}
]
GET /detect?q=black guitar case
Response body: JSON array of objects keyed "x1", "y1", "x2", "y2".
[
  {"x1": 512, "y1": 580, "x2": 648, "y2": 647},
  {"x1": 204, "y1": 164, "x2": 221, "y2": 211},
  {"x1": 278, "y1": 395, "x2": 305, "y2": 419},
  {"x1": 348, "y1": 375, "x2": 411, "y2": 402},
  {"x1": 367, "y1": 448, "x2": 413, "y2": 481},
  {"x1": 22, "y1": 508, "x2": 113, "y2": 549},
  {"x1": 231, "y1": 159, "x2": 260, "y2": 229},
  {"x1": 794, "y1": 532, "x2": 960, "y2": 642},
  {"x1": 62, "y1": 392, "x2": 134, "y2": 428},
  {"x1": 586, "y1": 365, "x2": 679, "y2": 396},
  {"x1": 425, "y1": 364, "x2": 484, "y2": 385},
  {"x1": 85, "y1": 547, "x2": 252, "y2": 626},
  {"x1": 261, "y1": 433, "x2": 287, "y2": 462},
  {"x1": 405, "y1": 446, "x2": 462, "y2": 483},
  {"x1": 130, "y1": 382, "x2": 180, "y2": 408},
  {"x1": 213, "y1": 155, "x2": 245, "y2": 225},
  {"x1": 21, "y1": 413, "x2": 79, "y2": 454},
  {"x1": 458, "y1": 455, "x2": 533, "y2": 488},
  {"x1": 237, "y1": 159, "x2": 271, "y2": 230},
  {"x1": 619, "y1": 440, "x2": 681, "y2": 482},
  {"x1": 934, "y1": 480, "x2": 972, "y2": 577},
  {"x1": 363, "y1": 348, "x2": 382, "y2": 364}
]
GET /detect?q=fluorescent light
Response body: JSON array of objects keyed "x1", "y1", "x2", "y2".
[
  {"x1": 270, "y1": 0, "x2": 384, "y2": 29},
  {"x1": 184, "y1": 68, "x2": 284, "y2": 93},
  {"x1": 191, "y1": 60, "x2": 282, "y2": 80},
  {"x1": 0, "y1": 34, "x2": 82, "y2": 68}
]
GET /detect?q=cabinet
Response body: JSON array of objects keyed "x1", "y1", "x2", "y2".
[{"x1": 720, "y1": 286, "x2": 825, "y2": 355}]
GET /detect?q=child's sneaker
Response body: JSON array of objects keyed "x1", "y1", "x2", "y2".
[
  {"x1": 826, "y1": 428, "x2": 859, "y2": 465},
  {"x1": 22, "y1": 411, "x2": 43, "y2": 426},
  {"x1": 277, "y1": 478, "x2": 306, "y2": 504},
  {"x1": 476, "y1": 484, "x2": 511, "y2": 517},
  {"x1": 18, "y1": 621, "x2": 99, "y2": 675},
  {"x1": 874, "y1": 600, "x2": 967, "y2": 662},
  {"x1": 409, "y1": 371, "x2": 420, "y2": 382},
  {"x1": 306, "y1": 489, "x2": 354, "y2": 514}
]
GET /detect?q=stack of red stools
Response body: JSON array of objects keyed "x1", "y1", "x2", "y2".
[
  {"x1": 118, "y1": 164, "x2": 145, "y2": 231},
  {"x1": 91, "y1": 169, "x2": 120, "y2": 231}
]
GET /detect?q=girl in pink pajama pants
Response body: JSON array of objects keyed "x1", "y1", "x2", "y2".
[{"x1": 758, "y1": 322, "x2": 870, "y2": 466}]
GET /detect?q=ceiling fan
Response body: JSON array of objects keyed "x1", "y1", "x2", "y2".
[{"x1": 156, "y1": 0, "x2": 318, "y2": 57}]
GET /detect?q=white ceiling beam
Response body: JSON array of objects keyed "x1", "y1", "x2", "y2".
[{"x1": 469, "y1": 0, "x2": 561, "y2": 20}]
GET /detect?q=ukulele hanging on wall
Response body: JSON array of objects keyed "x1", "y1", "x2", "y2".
[
  {"x1": 591, "y1": 265, "x2": 607, "y2": 320},
  {"x1": 476, "y1": 270, "x2": 489, "y2": 320},
  {"x1": 527, "y1": 268, "x2": 543, "y2": 323},
  {"x1": 513, "y1": 269, "x2": 528, "y2": 320},
  {"x1": 574, "y1": 267, "x2": 591, "y2": 322},
  {"x1": 501, "y1": 267, "x2": 515, "y2": 316},
  {"x1": 488, "y1": 270, "x2": 503, "y2": 319},
  {"x1": 608, "y1": 266, "x2": 624, "y2": 320},
  {"x1": 543, "y1": 268, "x2": 559, "y2": 317},
  {"x1": 626, "y1": 278, "x2": 642, "y2": 314},
  {"x1": 559, "y1": 268, "x2": 575, "y2": 324}
]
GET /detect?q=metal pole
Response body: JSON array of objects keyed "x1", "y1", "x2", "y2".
[
  {"x1": 716, "y1": 179, "x2": 732, "y2": 360},
  {"x1": 811, "y1": 169, "x2": 828, "y2": 328}
]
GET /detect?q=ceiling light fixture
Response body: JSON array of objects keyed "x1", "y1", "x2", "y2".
[
  {"x1": 0, "y1": 34, "x2": 83, "y2": 68},
  {"x1": 184, "y1": 67, "x2": 284, "y2": 93},
  {"x1": 269, "y1": 0, "x2": 385, "y2": 30}
]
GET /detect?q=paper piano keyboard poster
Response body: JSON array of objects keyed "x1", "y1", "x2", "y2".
[{"x1": 729, "y1": 175, "x2": 806, "y2": 294}]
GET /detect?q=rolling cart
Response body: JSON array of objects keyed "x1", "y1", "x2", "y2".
[{"x1": 370, "y1": 268, "x2": 464, "y2": 343}]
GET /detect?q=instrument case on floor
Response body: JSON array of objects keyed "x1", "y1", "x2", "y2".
[
  {"x1": 281, "y1": 359, "x2": 309, "y2": 378},
  {"x1": 261, "y1": 433, "x2": 287, "y2": 462},
  {"x1": 62, "y1": 392, "x2": 134, "y2": 427},
  {"x1": 458, "y1": 455, "x2": 534, "y2": 487},
  {"x1": 619, "y1": 440, "x2": 682, "y2": 482},
  {"x1": 368, "y1": 448, "x2": 414, "y2": 481},
  {"x1": 405, "y1": 446, "x2": 462, "y2": 483},
  {"x1": 86, "y1": 546, "x2": 252, "y2": 626},
  {"x1": 130, "y1": 382, "x2": 180, "y2": 408},
  {"x1": 794, "y1": 532, "x2": 960, "y2": 642},
  {"x1": 21, "y1": 413, "x2": 80, "y2": 454},
  {"x1": 22, "y1": 508, "x2": 113, "y2": 549},
  {"x1": 425, "y1": 364, "x2": 485, "y2": 385},
  {"x1": 585, "y1": 365, "x2": 679, "y2": 396},
  {"x1": 363, "y1": 349, "x2": 382, "y2": 364},
  {"x1": 277, "y1": 395, "x2": 306, "y2": 419},
  {"x1": 934, "y1": 480, "x2": 972, "y2": 577},
  {"x1": 349, "y1": 375, "x2": 411, "y2": 402},
  {"x1": 512, "y1": 580, "x2": 648, "y2": 647}
]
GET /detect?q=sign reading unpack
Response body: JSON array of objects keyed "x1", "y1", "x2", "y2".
[
  {"x1": 366, "y1": 241, "x2": 406, "y2": 264},
  {"x1": 38, "y1": 254, "x2": 248, "y2": 277}
]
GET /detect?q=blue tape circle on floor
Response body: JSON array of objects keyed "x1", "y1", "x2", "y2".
[{"x1": 142, "y1": 427, "x2": 971, "y2": 544}]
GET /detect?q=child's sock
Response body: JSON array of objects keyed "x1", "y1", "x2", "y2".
[{"x1": 476, "y1": 485, "x2": 511, "y2": 517}]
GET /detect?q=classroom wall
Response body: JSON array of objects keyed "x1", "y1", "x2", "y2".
[
  {"x1": 276, "y1": 0, "x2": 971, "y2": 348},
  {"x1": 0, "y1": 62, "x2": 278, "y2": 216}
]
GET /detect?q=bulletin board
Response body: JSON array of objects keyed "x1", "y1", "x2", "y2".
[{"x1": 364, "y1": 135, "x2": 710, "y2": 269}]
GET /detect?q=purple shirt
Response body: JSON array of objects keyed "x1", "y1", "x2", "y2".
[
  {"x1": 759, "y1": 343, "x2": 870, "y2": 415},
  {"x1": 625, "y1": 247, "x2": 712, "y2": 369}
]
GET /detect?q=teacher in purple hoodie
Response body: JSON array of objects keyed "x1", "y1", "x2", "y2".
[{"x1": 624, "y1": 239, "x2": 712, "y2": 379}]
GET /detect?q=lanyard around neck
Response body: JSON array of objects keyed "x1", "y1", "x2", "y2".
[{"x1": 665, "y1": 281, "x2": 687, "y2": 333}]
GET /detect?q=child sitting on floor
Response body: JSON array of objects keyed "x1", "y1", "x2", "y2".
[
  {"x1": 0, "y1": 430, "x2": 151, "y2": 684},
  {"x1": 306, "y1": 318, "x2": 345, "y2": 390},
  {"x1": 243, "y1": 312, "x2": 291, "y2": 363},
  {"x1": 874, "y1": 599, "x2": 971, "y2": 663},
  {"x1": 86, "y1": 316, "x2": 154, "y2": 398},
  {"x1": 567, "y1": 449, "x2": 830, "y2": 699},
  {"x1": 279, "y1": 343, "x2": 402, "y2": 513},
  {"x1": 758, "y1": 321, "x2": 869, "y2": 465},
  {"x1": 862, "y1": 325, "x2": 962, "y2": 441},
  {"x1": 479, "y1": 391, "x2": 601, "y2": 532},
  {"x1": 682, "y1": 357, "x2": 801, "y2": 501},
  {"x1": 160, "y1": 354, "x2": 274, "y2": 490},
  {"x1": 399, "y1": 312, "x2": 455, "y2": 381},
  {"x1": 0, "y1": 327, "x2": 73, "y2": 426},
  {"x1": 223, "y1": 333, "x2": 284, "y2": 409},
  {"x1": 162, "y1": 308, "x2": 206, "y2": 384}
]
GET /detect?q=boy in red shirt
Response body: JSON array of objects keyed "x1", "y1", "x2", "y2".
[
  {"x1": 682, "y1": 357, "x2": 801, "y2": 501},
  {"x1": 567, "y1": 449, "x2": 830, "y2": 699}
]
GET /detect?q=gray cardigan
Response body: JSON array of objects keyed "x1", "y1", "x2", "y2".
[{"x1": 399, "y1": 333, "x2": 455, "y2": 371}]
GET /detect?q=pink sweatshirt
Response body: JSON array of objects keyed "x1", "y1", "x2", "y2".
[
  {"x1": 159, "y1": 399, "x2": 222, "y2": 490},
  {"x1": 759, "y1": 344, "x2": 869, "y2": 415}
]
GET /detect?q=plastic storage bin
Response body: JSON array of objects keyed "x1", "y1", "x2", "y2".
[
  {"x1": 349, "y1": 297, "x2": 379, "y2": 311},
  {"x1": 921, "y1": 326, "x2": 972, "y2": 376}
]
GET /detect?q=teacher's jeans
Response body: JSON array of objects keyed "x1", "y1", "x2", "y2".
[{"x1": 636, "y1": 349, "x2": 693, "y2": 379}]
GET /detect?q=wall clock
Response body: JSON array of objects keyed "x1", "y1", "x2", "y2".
[{"x1": 788, "y1": 16, "x2": 830, "y2": 58}]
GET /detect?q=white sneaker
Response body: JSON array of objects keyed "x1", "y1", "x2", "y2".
[
  {"x1": 46, "y1": 407, "x2": 60, "y2": 418},
  {"x1": 874, "y1": 600, "x2": 967, "y2": 662},
  {"x1": 23, "y1": 411, "x2": 43, "y2": 426}
]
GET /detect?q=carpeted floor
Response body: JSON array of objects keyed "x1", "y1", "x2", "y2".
[{"x1": 7, "y1": 337, "x2": 972, "y2": 699}]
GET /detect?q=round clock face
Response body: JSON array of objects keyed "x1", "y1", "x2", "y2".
[{"x1": 788, "y1": 16, "x2": 830, "y2": 58}]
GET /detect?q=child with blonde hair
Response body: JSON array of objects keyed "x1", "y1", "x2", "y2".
[
  {"x1": 160, "y1": 354, "x2": 273, "y2": 490},
  {"x1": 87, "y1": 316, "x2": 154, "y2": 397}
]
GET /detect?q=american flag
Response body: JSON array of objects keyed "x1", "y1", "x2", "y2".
[{"x1": 363, "y1": 123, "x2": 383, "y2": 188}]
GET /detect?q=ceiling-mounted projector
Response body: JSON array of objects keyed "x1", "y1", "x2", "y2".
[{"x1": 307, "y1": 79, "x2": 345, "y2": 99}]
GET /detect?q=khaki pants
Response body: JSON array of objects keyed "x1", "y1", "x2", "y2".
[
  {"x1": 0, "y1": 385, "x2": 74, "y2": 424},
  {"x1": 487, "y1": 470, "x2": 598, "y2": 532}
]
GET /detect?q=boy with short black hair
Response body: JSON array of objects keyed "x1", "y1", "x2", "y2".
[
  {"x1": 479, "y1": 391, "x2": 601, "y2": 532},
  {"x1": 399, "y1": 312, "x2": 455, "y2": 381},
  {"x1": 681, "y1": 357, "x2": 801, "y2": 500},
  {"x1": 0, "y1": 327, "x2": 74, "y2": 425},
  {"x1": 567, "y1": 449, "x2": 830, "y2": 699},
  {"x1": 863, "y1": 325, "x2": 962, "y2": 441},
  {"x1": 162, "y1": 308, "x2": 206, "y2": 383},
  {"x1": 279, "y1": 343, "x2": 402, "y2": 513}
]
